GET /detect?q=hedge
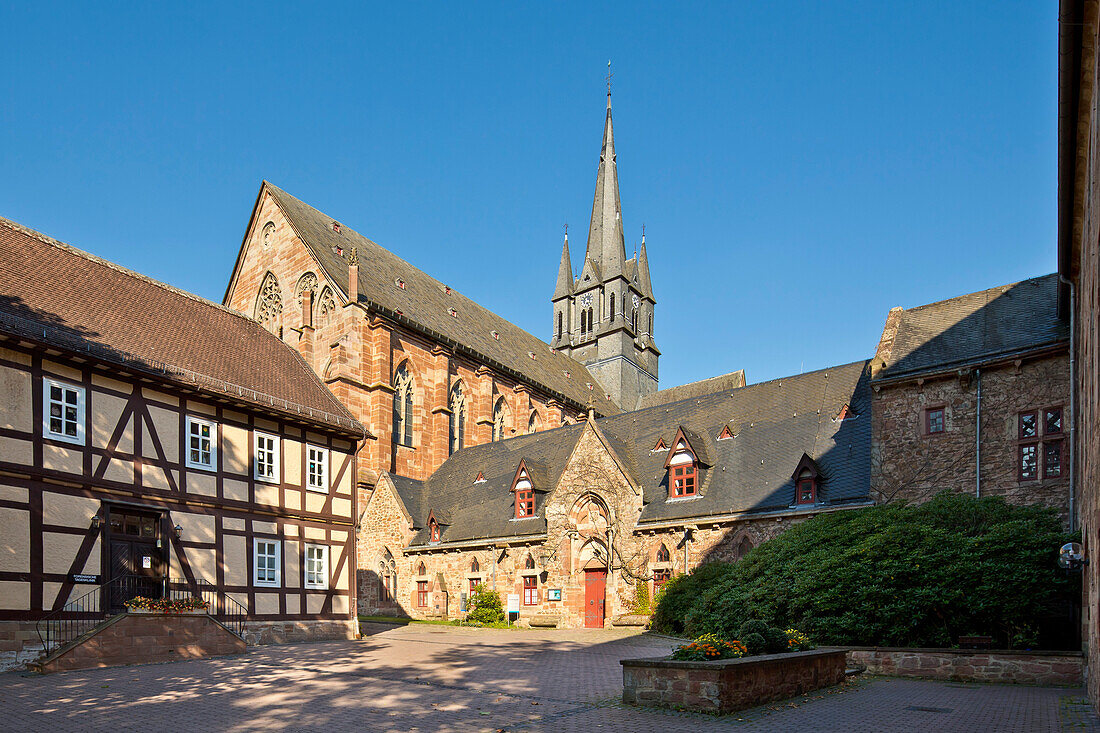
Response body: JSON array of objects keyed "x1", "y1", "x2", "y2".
[{"x1": 650, "y1": 493, "x2": 1077, "y2": 649}]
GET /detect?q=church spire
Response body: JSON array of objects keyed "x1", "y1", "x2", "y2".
[
  {"x1": 553, "y1": 231, "x2": 573, "y2": 300},
  {"x1": 636, "y1": 230, "x2": 653, "y2": 298},
  {"x1": 584, "y1": 87, "x2": 627, "y2": 281}
]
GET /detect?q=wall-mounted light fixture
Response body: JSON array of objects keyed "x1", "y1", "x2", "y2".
[
  {"x1": 174, "y1": 524, "x2": 183, "y2": 539},
  {"x1": 91, "y1": 514, "x2": 101, "y2": 530}
]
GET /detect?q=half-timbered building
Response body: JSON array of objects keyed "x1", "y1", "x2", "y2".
[{"x1": 0, "y1": 218, "x2": 365, "y2": 671}]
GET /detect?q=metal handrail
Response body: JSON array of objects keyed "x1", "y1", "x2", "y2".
[{"x1": 37, "y1": 575, "x2": 250, "y2": 655}]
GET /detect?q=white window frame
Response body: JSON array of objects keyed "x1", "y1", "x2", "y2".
[
  {"x1": 304, "y1": 543, "x2": 329, "y2": 589},
  {"x1": 306, "y1": 444, "x2": 329, "y2": 493},
  {"x1": 185, "y1": 415, "x2": 218, "y2": 471},
  {"x1": 42, "y1": 378, "x2": 85, "y2": 446},
  {"x1": 254, "y1": 431, "x2": 280, "y2": 483},
  {"x1": 253, "y1": 539, "x2": 281, "y2": 587}
]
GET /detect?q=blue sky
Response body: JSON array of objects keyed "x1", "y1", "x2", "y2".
[{"x1": 0, "y1": 2, "x2": 1056, "y2": 389}]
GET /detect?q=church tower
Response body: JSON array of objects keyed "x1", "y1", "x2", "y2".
[{"x1": 551, "y1": 89, "x2": 659, "y2": 410}]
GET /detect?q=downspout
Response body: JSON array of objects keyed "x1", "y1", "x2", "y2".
[
  {"x1": 1059, "y1": 273, "x2": 1078, "y2": 531},
  {"x1": 975, "y1": 368, "x2": 981, "y2": 498}
]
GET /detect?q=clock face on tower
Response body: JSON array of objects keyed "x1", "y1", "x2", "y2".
[{"x1": 580, "y1": 293, "x2": 593, "y2": 308}]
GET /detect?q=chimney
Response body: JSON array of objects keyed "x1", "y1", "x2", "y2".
[{"x1": 347, "y1": 247, "x2": 359, "y2": 303}]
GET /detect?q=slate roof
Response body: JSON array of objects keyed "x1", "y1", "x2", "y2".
[
  {"x1": 637, "y1": 370, "x2": 747, "y2": 410},
  {"x1": 400, "y1": 360, "x2": 871, "y2": 546},
  {"x1": 0, "y1": 217, "x2": 363, "y2": 436},
  {"x1": 875, "y1": 274, "x2": 1068, "y2": 381},
  {"x1": 248, "y1": 183, "x2": 620, "y2": 415}
]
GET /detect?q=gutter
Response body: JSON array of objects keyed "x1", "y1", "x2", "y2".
[
  {"x1": 633, "y1": 500, "x2": 875, "y2": 532},
  {"x1": 404, "y1": 533, "x2": 548, "y2": 553},
  {"x1": 872, "y1": 340, "x2": 1070, "y2": 388},
  {"x1": 1059, "y1": 273, "x2": 1078, "y2": 530}
]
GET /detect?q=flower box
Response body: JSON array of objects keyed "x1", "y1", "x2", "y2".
[
  {"x1": 128, "y1": 608, "x2": 208, "y2": 616},
  {"x1": 622, "y1": 648, "x2": 847, "y2": 713}
]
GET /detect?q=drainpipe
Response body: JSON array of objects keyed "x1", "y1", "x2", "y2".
[
  {"x1": 975, "y1": 368, "x2": 981, "y2": 498},
  {"x1": 1058, "y1": 273, "x2": 1078, "y2": 531}
]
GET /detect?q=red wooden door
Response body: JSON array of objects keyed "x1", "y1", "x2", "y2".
[{"x1": 584, "y1": 569, "x2": 606, "y2": 628}]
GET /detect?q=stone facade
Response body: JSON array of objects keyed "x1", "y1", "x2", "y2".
[
  {"x1": 621, "y1": 649, "x2": 848, "y2": 713},
  {"x1": 846, "y1": 647, "x2": 1083, "y2": 686},
  {"x1": 871, "y1": 353, "x2": 1071, "y2": 522}
]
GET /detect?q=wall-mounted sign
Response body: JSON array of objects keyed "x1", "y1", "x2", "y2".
[
  {"x1": 142, "y1": 555, "x2": 152, "y2": 569},
  {"x1": 70, "y1": 574, "x2": 100, "y2": 584},
  {"x1": 506, "y1": 593, "x2": 520, "y2": 614},
  {"x1": 547, "y1": 588, "x2": 562, "y2": 602}
]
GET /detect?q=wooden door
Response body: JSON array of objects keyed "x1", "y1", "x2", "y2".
[
  {"x1": 106, "y1": 510, "x2": 163, "y2": 612},
  {"x1": 584, "y1": 569, "x2": 606, "y2": 628}
]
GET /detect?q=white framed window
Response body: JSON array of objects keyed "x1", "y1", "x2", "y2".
[
  {"x1": 42, "y1": 378, "x2": 85, "y2": 445},
  {"x1": 186, "y1": 416, "x2": 217, "y2": 470},
  {"x1": 254, "y1": 431, "x2": 280, "y2": 483},
  {"x1": 307, "y1": 445, "x2": 329, "y2": 492},
  {"x1": 254, "y1": 539, "x2": 281, "y2": 587},
  {"x1": 305, "y1": 543, "x2": 329, "y2": 589}
]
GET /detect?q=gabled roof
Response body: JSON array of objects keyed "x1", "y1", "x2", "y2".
[
  {"x1": 229, "y1": 182, "x2": 618, "y2": 415},
  {"x1": 637, "y1": 369, "x2": 747, "y2": 410},
  {"x1": 0, "y1": 217, "x2": 363, "y2": 436},
  {"x1": 403, "y1": 359, "x2": 872, "y2": 545},
  {"x1": 873, "y1": 274, "x2": 1068, "y2": 381}
]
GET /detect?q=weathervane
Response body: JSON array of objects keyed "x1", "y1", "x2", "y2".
[{"x1": 606, "y1": 60, "x2": 613, "y2": 96}]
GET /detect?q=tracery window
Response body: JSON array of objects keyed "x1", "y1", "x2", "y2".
[
  {"x1": 656, "y1": 544, "x2": 671, "y2": 563},
  {"x1": 449, "y1": 381, "x2": 466, "y2": 455},
  {"x1": 492, "y1": 397, "x2": 508, "y2": 442},
  {"x1": 255, "y1": 272, "x2": 283, "y2": 335},
  {"x1": 1018, "y1": 407, "x2": 1063, "y2": 481},
  {"x1": 317, "y1": 286, "x2": 336, "y2": 327},
  {"x1": 393, "y1": 363, "x2": 414, "y2": 447},
  {"x1": 527, "y1": 411, "x2": 541, "y2": 434},
  {"x1": 378, "y1": 549, "x2": 397, "y2": 603}
]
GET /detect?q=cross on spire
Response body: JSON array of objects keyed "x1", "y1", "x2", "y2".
[{"x1": 606, "y1": 60, "x2": 613, "y2": 97}]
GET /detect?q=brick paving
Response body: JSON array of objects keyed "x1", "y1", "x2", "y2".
[{"x1": 1, "y1": 622, "x2": 1097, "y2": 732}]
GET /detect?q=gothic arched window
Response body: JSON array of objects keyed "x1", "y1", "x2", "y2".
[
  {"x1": 557, "y1": 311, "x2": 563, "y2": 338},
  {"x1": 448, "y1": 381, "x2": 466, "y2": 455},
  {"x1": 525, "y1": 555, "x2": 536, "y2": 570},
  {"x1": 393, "y1": 362, "x2": 414, "y2": 447},
  {"x1": 631, "y1": 307, "x2": 638, "y2": 333},
  {"x1": 492, "y1": 397, "x2": 508, "y2": 442},
  {"x1": 656, "y1": 544, "x2": 671, "y2": 563},
  {"x1": 528, "y1": 411, "x2": 541, "y2": 435},
  {"x1": 610, "y1": 297, "x2": 615, "y2": 321},
  {"x1": 255, "y1": 272, "x2": 283, "y2": 336},
  {"x1": 736, "y1": 536, "x2": 755, "y2": 560},
  {"x1": 470, "y1": 558, "x2": 480, "y2": 573},
  {"x1": 378, "y1": 549, "x2": 397, "y2": 603},
  {"x1": 317, "y1": 286, "x2": 336, "y2": 328},
  {"x1": 587, "y1": 307, "x2": 594, "y2": 333}
]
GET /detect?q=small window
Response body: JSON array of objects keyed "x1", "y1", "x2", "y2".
[
  {"x1": 525, "y1": 555, "x2": 536, "y2": 570},
  {"x1": 1019, "y1": 444, "x2": 1039, "y2": 481},
  {"x1": 516, "y1": 488, "x2": 535, "y2": 518},
  {"x1": 42, "y1": 378, "x2": 85, "y2": 445},
  {"x1": 656, "y1": 544, "x2": 671, "y2": 563},
  {"x1": 254, "y1": 431, "x2": 280, "y2": 483},
  {"x1": 307, "y1": 445, "x2": 329, "y2": 492},
  {"x1": 469, "y1": 577, "x2": 480, "y2": 594},
  {"x1": 523, "y1": 575, "x2": 538, "y2": 606},
  {"x1": 653, "y1": 569, "x2": 671, "y2": 594},
  {"x1": 254, "y1": 539, "x2": 281, "y2": 587},
  {"x1": 417, "y1": 580, "x2": 429, "y2": 607},
  {"x1": 304, "y1": 544, "x2": 329, "y2": 589},
  {"x1": 470, "y1": 558, "x2": 480, "y2": 573},
  {"x1": 1019, "y1": 410, "x2": 1038, "y2": 440},
  {"x1": 1045, "y1": 441, "x2": 1063, "y2": 478},
  {"x1": 1045, "y1": 408, "x2": 1063, "y2": 435},
  {"x1": 797, "y1": 471, "x2": 816, "y2": 504},
  {"x1": 925, "y1": 407, "x2": 945, "y2": 435},
  {"x1": 670, "y1": 462, "x2": 697, "y2": 498},
  {"x1": 186, "y1": 416, "x2": 217, "y2": 470},
  {"x1": 429, "y1": 521, "x2": 440, "y2": 543}
]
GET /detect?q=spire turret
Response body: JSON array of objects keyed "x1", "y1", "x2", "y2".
[
  {"x1": 636, "y1": 231, "x2": 653, "y2": 298},
  {"x1": 584, "y1": 93, "x2": 627, "y2": 281},
  {"x1": 553, "y1": 233, "x2": 573, "y2": 300}
]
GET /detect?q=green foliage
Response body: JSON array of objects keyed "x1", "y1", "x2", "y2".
[
  {"x1": 671, "y1": 633, "x2": 747, "y2": 661},
  {"x1": 737, "y1": 620, "x2": 787, "y2": 654},
  {"x1": 466, "y1": 584, "x2": 505, "y2": 624},
  {"x1": 651, "y1": 494, "x2": 1077, "y2": 648},
  {"x1": 632, "y1": 579, "x2": 651, "y2": 614}
]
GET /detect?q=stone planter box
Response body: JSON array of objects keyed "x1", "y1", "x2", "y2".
[
  {"x1": 128, "y1": 608, "x2": 208, "y2": 616},
  {"x1": 622, "y1": 648, "x2": 847, "y2": 713}
]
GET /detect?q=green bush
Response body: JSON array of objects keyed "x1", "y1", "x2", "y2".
[
  {"x1": 737, "y1": 620, "x2": 787, "y2": 654},
  {"x1": 466, "y1": 584, "x2": 505, "y2": 625},
  {"x1": 651, "y1": 493, "x2": 1077, "y2": 649}
]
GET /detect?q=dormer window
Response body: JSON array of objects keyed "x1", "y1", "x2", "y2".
[
  {"x1": 429, "y1": 520, "x2": 441, "y2": 543},
  {"x1": 512, "y1": 462, "x2": 536, "y2": 518},
  {"x1": 668, "y1": 443, "x2": 697, "y2": 498},
  {"x1": 796, "y1": 470, "x2": 816, "y2": 504}
]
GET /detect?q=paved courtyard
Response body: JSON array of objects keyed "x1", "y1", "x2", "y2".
[{"x1": 2, "y1": 622, "x2": 1098, "y2": 732}]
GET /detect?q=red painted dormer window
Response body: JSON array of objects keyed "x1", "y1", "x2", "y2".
[
  {"x1": 669, "y1": 450, "x2": 697, "y2": 498},
  {"x1": 797, "y1": 469, "x2": 816, "y2": 504},
  {"x1": 512, "y1": 461, "x2": 537, "y2": 518},
  {"x1": 429, "y1": 521, "x2": 440, "y2": 543}
]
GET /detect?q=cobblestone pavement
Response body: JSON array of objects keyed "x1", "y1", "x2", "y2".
[{"x1": 2, "y1": 622, "x2": 1098, "y2": 732}]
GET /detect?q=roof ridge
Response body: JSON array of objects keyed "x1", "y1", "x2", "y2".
[
  {"x1": 0, "y1": 216, "x2": 263, "y2": 326},
  {"x1": 898, "y1": 273, "x2": 1056, "y2": 315}
]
